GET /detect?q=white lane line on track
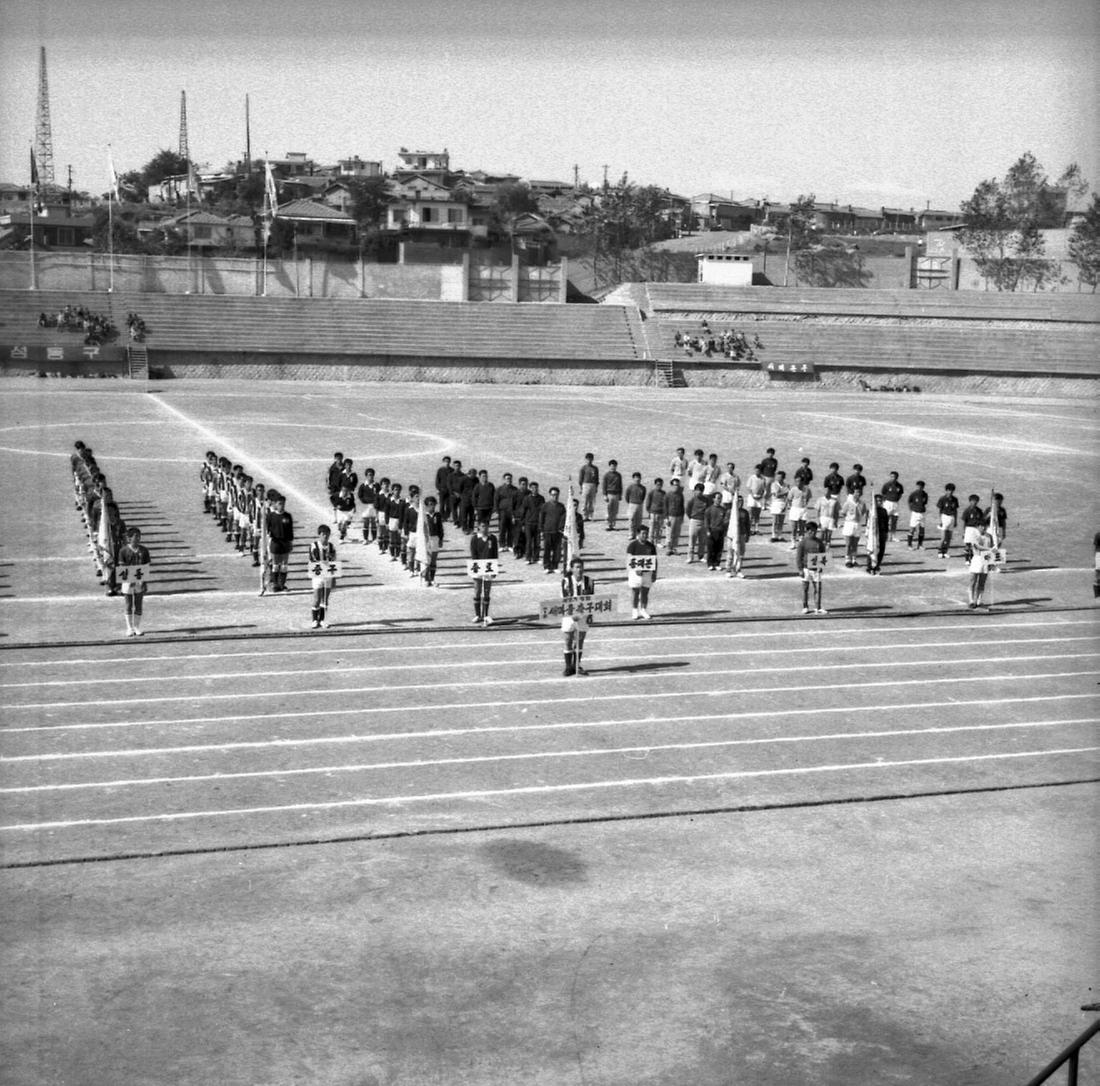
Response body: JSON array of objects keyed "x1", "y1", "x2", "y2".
[
  {"x1": 3, "y1": 617, "x2": 1096, "y2": 669},
  {"x1": 4, "y1": 691, "x2": 1095, "y2": 748},
  {"x1": 5, "y1": 719, "x2": 1096, "y2": 790},
  {"x1": 6, "y1": 653, "x2": 1096, "y2": 711},
  {"x1": 6, "y1": 636, "x2": 1095, "y2": 690},
  {"x1": 4, "y1": 747, "x2": 1097, "y2": 832}
]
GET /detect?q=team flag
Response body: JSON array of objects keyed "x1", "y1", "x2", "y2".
[
  {"x1": 107, "y1": 146, "x2": 120, "y2": 202},
  {"x1": 415, "y1": 496, "x2": 431, "y2": 579},
  {"x1": 96, "y1": 499, "x2": 111, "y2": 576},
  {"x1": 258, "y1": 496, "x2": 270, "y2": 595},
  {"x1": 29, "y1": 148, "x2": 43, "y2": 215},
  {"x1": 564, "y1": 483, "x2": 580, "y2": 565},
  {"x1": 264, "y1": 162, "x2": 278, "y2": 217},
  {"x1": 865, "y1": 483, "x2": 878, "y2": 557},
  {"x1": 987, "y1": 488, "x2": 1000, "y2": 548}
]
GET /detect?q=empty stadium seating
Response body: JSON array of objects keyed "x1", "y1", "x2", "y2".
[{"x1": 0, "y1": 290, "x2": 644, "y2": 362}]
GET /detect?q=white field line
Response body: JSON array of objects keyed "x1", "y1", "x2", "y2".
[
  {"x1": 5, "y1": 653, "x2": 1096, "y2": 712},
  {"x1": 5, "y1": 636, "x2": 1094, "y2": 691},
  {"x1": 4, "y1": 677, "x2": 1095, "y2": 739},
  {"x1": 146, "y1": 394, "x2": 331, "y2": 523},
  {"x1": 5, "y1": 719, "x2": 1096, "y2": 791},
  {"x1": 3, "y1": 617, "x2": 1096, "y2": 670},
  {"x1": 3, "y1": 693, "x2": 1094, "y2": 753},
  {"x1": 4, "y1": 747, "x2": 1097, "y2": 832}
]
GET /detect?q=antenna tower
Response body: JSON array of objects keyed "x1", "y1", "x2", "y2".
[
  {"x1": 178, "y1": 90, "x2": 190, "y2": 163},
  {"x1": 34, "y1": 46, "x2": 55, "y2": 187}
]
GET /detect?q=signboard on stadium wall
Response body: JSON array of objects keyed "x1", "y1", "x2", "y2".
[
  {"x1": 5, "y1": 344, "x2": 127, "y2": 363},
  {"x1": 2, "y1": 343, "x2": 128, "y2": 377}
]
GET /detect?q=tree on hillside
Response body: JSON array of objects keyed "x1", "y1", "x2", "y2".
[
  {"x1": 1067, "y1": 193, "x2": 1100, "y2": 292},
  {"x1": 783, "y1": 193, "x2": 817, "y2": 286},
  {"x1": 959, "y1": 153, "x2": 1064, "y2": 291}
]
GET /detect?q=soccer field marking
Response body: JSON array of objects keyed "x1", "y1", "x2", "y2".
[
  {"x1": 6, "y1": 652, "x2": 1095, "y2": 711},
  {"x1": 4, "y1": 687, "x2": 1095, "y2": 743},
  {"x1": 4, "y1": 617, "x2": 1095, "y2": 669},
  {"x1": 146, "y1": 394, "x2": 332, "y2": 524},
  {"x1": 4, "y1": 636, "x2": 1095, "y2": 691},
  {"x1": 787, "y1": 412, "x2": 1096, "y2": 459},
  {"x1": 3, "y1": 746, "x2": 1096, "y2": 832},
  {"x1": 5, "y1": 718, "x2": 1095, "y2": 792}
]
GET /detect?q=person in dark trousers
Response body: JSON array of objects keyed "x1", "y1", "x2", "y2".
[
  {"x1": 602, "y1": 459, "x2": 623, "y2": 531},
  {"x1": 266, "y1": 493, "x2": 294, "y2": 592},
  {"x1": 522, "y1": 481, "x2": 544, "y2": 565},
  {"x1": 420, "y1": 496, "x2": 444, "y2": 586},
  {"x1": 495, "y1": 472, "x2": 518, "y2": 553},
  {"x1": 936, "y1": 483, "x2": 959, "y2": 558},
  {"x1": 881, "y1": 471, "x2": 905, "y2": 542},
  {"x1": 578, "y1": 453, "x2": 599, "y2": 521},
  {"x1": 469, "y1": 519, "x2": 499, "y2": 625},
  {"x1": 539, "y1": 486, "x2": 567, "y2": 575},
  {"x1": 448, "y1": 460, "x2": 465, "y2": 528},
  {"x1": 435, "y1": 455, "x2": 453, "y2": 520},
  {"x1": 511, "y1": 477, "x2": 530, "y2": 558},
  {"x1": 472, "y1": 469, "x2": 496, "y2": 529},
  {"x1": 457, "y1": 468, "x2": 478, "y2": 534},
  {"x1": 561, "y1": 557, "x2": 595, "y2": 676}
]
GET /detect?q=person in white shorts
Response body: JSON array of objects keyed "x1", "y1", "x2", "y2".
[
  {"x1": 841, "y1": 489, "x2": 866, "y2": 567},
  {"x1": 816, "y1": 490, "x2": 840, "y2": 548}
]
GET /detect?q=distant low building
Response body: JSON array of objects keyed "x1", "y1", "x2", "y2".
[
  {"x1": 275, "y1": 199, "x2": 357, "y2": 251},
  {"x1": 697, "y1": 252, "x2": 753, "y2": 286},
  {"x1": 0, "y1": 209, "x2": 95, "y2": 249}
]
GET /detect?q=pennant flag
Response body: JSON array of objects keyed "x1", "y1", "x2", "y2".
[
  {"x1": 29, "y1": 148, "x2": 43, "y2": 215},
  {"x1": 188, "y1": 161, "x2": 202, "y2": 199},
  {"x1": 107, "y1": 146, "x2": 120, "y2": 202},
  {"x1": 987, "y1": 489, "x2": 999, "y2": 548},
  {"x1": 265, "y1": 162, "x2": 278, "y2": 218},
  {"x1": 865, "y1": 484, "x2": 878, "y2": 557},
  {"x1": 414, "y1": 497, "x2": 431, "y2": 578},
  {"x1": 564, "y1": 483, "x2": 579, "y2": 566},
  {"x1": 258, "y1": 496, "x2": 270, "y2": 595}
]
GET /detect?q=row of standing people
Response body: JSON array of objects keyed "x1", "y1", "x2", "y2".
[{"x1": 71, "y1": 441, "x2": 150, "y2": 634}]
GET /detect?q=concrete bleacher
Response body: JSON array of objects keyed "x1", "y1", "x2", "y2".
[
  {"x1": 644, "y1": 284, "x2": 1100, "y2": 324},
  {"x1": 0, "y1": 290, "x2": 643, "y2": 362},
  {"x1": 647, "y1": 285, "x2": 1100, "y2": 378}
]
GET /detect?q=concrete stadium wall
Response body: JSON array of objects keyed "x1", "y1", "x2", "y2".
[{"x1": 143, "y1": 349, "x2": 1098, "y2": 397}]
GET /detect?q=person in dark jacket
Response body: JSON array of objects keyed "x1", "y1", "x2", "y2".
[
  {"x1": 539, "y1": 486, "x2": 567, "y2": 574},
  {"x1": 469, "y1": 519, "x2": 499, "y2": 624}
]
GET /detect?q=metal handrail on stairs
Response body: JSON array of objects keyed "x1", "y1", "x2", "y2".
[{"x1": 1022, "y1": 1018, "x2": 1099, "y2": 1086}]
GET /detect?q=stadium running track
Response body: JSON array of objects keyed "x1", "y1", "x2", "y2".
[{"x1": 2, "y1": 612, "x2": 1098, "y2": 868}]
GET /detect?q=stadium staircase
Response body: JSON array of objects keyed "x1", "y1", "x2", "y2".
[{"x1": 126, "y1": 342, "x2": 149, "y2": 382}]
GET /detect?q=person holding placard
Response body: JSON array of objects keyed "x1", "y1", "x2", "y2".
[
  {"x1": 967, "y1": 529, "x2": 997, "y2": 610},
  {"x1": 469, "y1": 519, "x2": 499, "y2": 625},
  {"x1": 796, "y1": 520, "x2": 827, "y2": 614},
  {"x1": 117, "y1": 526, "x2": 151, "y2": 636},
  {"x1": 626, "y1": 524, "x2": 658, "y2": 619},
  {"x1": 561, "y1": 557, "x2": 595, "y2": 675},
  {"x1": 308, "y1": 525, "x2": 339, "y2": 629}
]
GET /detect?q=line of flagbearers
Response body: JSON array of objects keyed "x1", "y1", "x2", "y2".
[{"x1": 72, "y1": 440, "x2": 151, "y2": 635}]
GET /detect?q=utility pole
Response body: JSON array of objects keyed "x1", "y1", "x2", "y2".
[
  {"x1": 178, "y1": 90, "x2": 190, "y2": 164},
  {"x1": 34, "y1": 46, "x2": 55, "y2": 188}
]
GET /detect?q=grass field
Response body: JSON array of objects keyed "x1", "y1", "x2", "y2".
[{"x1": 1, "y1": 379, "x2": 1098, "y2": 1086}]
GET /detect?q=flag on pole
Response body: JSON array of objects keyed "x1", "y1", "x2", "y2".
[
  {"x1": 564, "y1": 483, "x2": 580, "y2": 566},
  {"x1": 265, "y1": 162, "x2": 278, "y2": 217},
  {"x1": 865, "y1": 483, "x2": 878, "y2": 558},
  {"x1": 96, "y1": 497, "x2": 111, "y2": 575},
  {"x1": 188, "y1": 161, "x2": 201, "y2": 199},
  {"x1": 258, "y1": 496, "x2": 270, "y2": 595},
  {"x1": 107, "y1": 146, "x2": 120, "y2": 202},
  {"x1": 29, "y1": 148, "x2": 43, "y2": 214},
  {"x1": 987, "y1": 488, "x2": 1000, "y2": 548},
  {"x1": 415, "y1": 497, "x2": 431, "y2": 580}
]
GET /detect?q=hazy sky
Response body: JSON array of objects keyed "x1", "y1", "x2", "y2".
[{"x1": 1, "y1": 0, "x2": 1096, "y2": 210}]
